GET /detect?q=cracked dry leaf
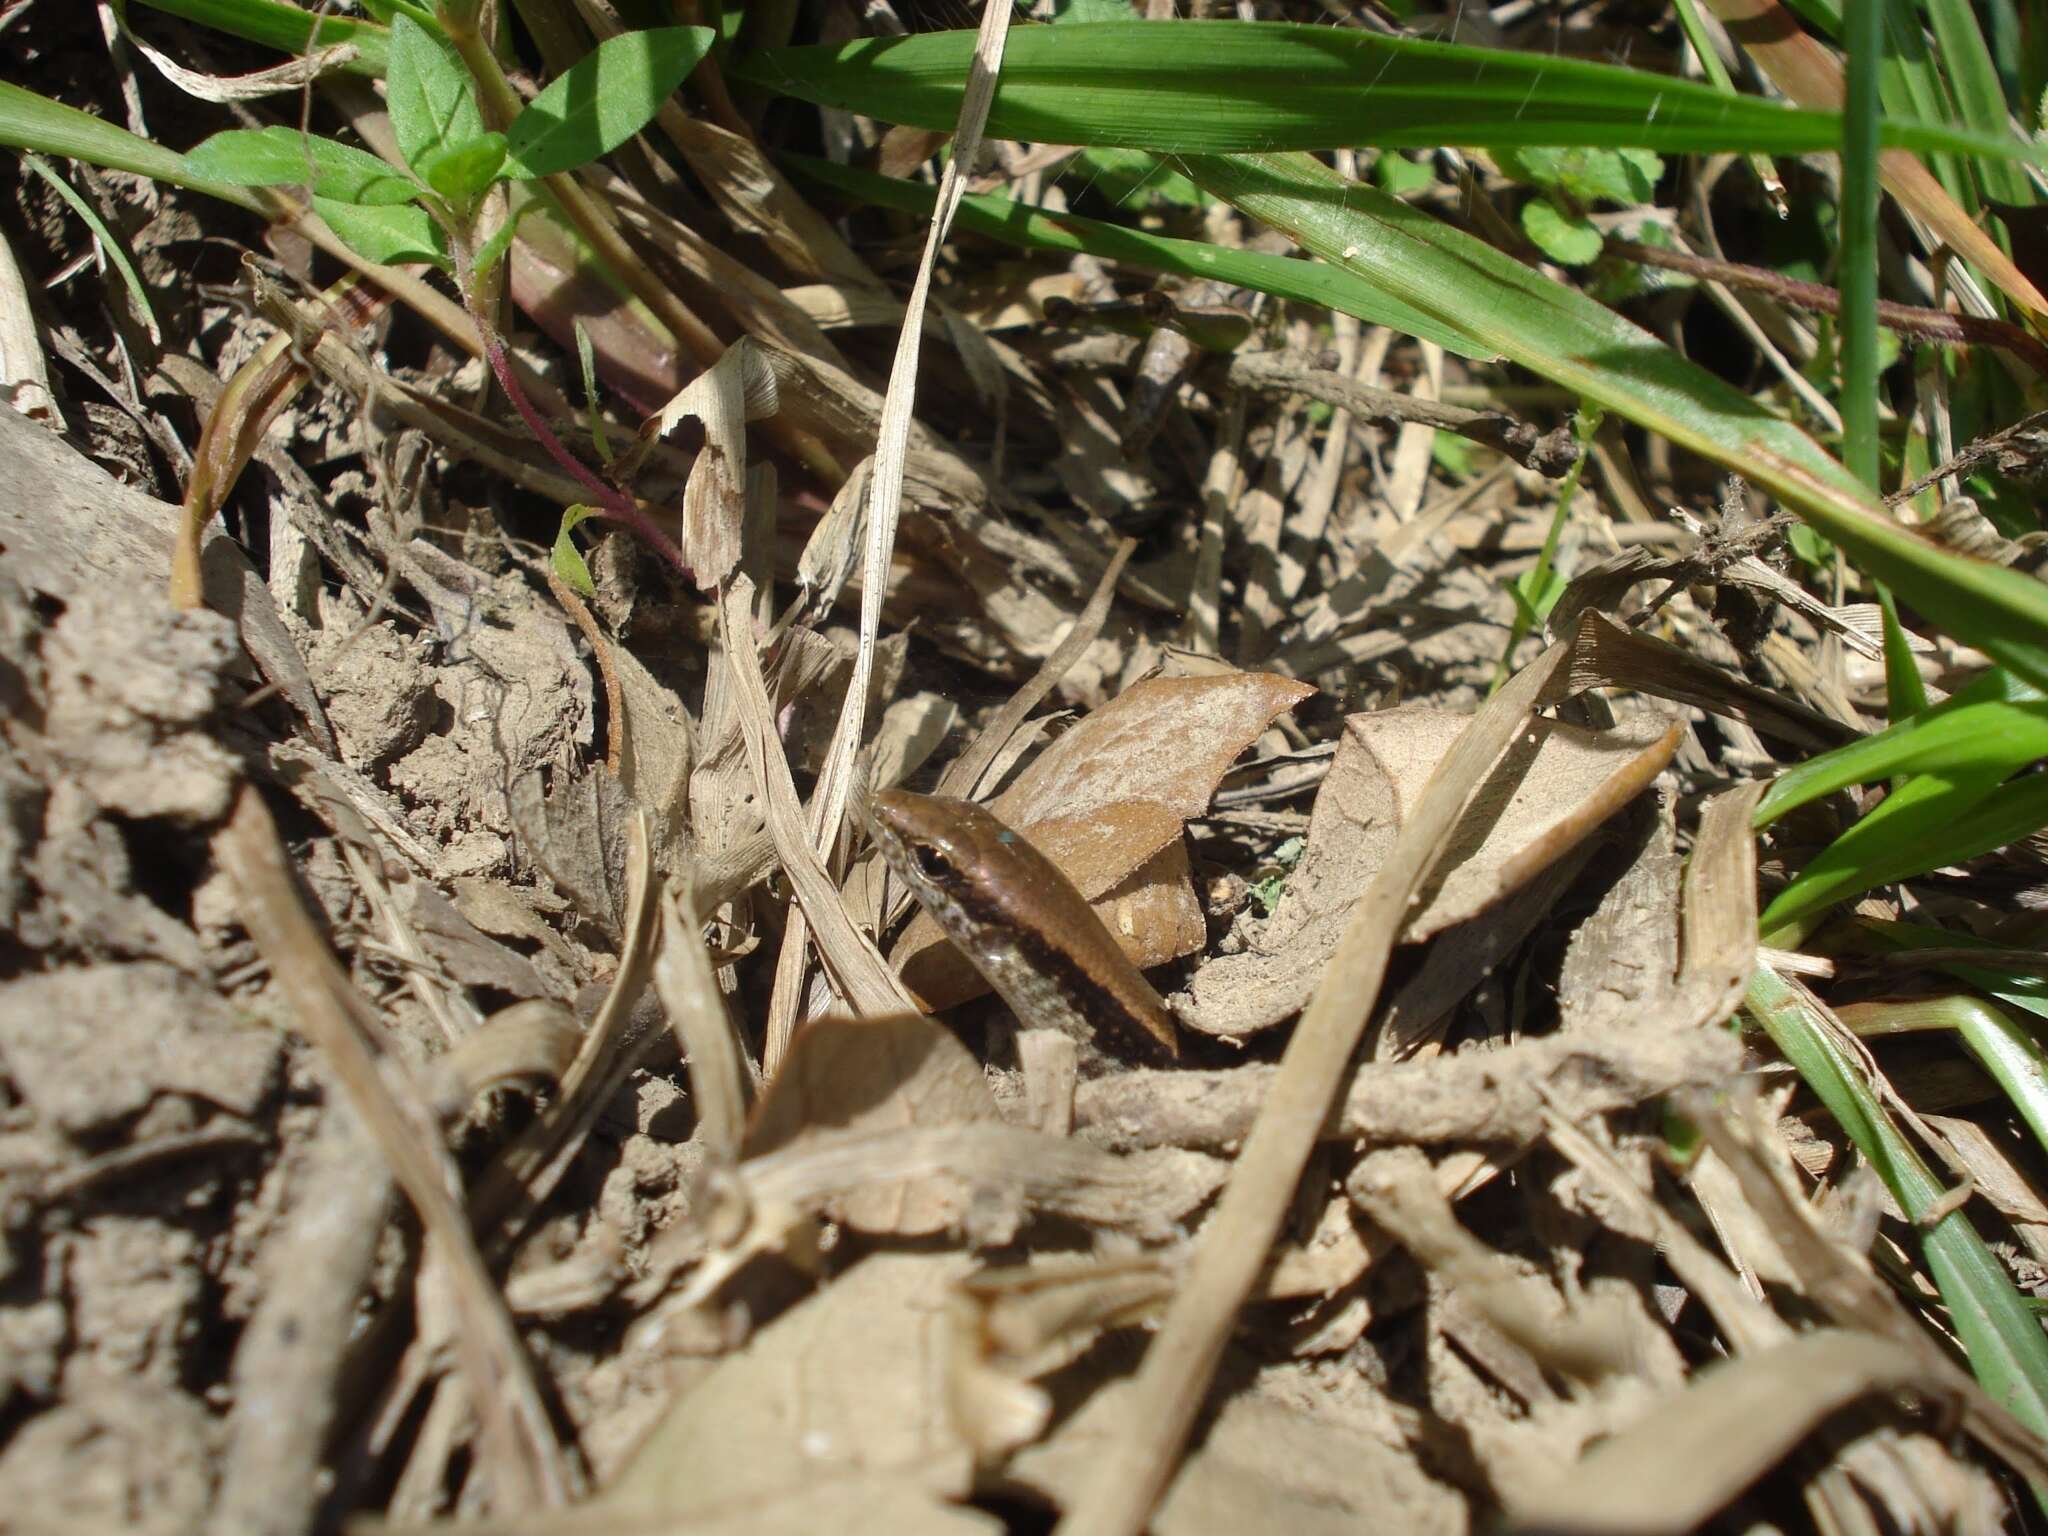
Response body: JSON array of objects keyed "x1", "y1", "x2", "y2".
[
  {"x1": 1181, "y1": 704, "x2": 1680, "y2": 1038},
  {"x1": 603, "y1": 1251, "x2": 990, "y2": 1529},
  {"x1": 742, "y1": 1012, "x2": 1003, "y2": 1235},
  {"x1": 895, "y1": 672, "x2": 1313, "y2": 1010}
]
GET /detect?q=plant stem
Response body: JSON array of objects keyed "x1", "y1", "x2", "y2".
[{"x1": 434, "y1": 1, "x2": 843, "y2": 485}]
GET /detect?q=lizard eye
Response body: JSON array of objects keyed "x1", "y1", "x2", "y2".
[{"x1": 910, "y1": 843, "x2": 952, "y2": 883}]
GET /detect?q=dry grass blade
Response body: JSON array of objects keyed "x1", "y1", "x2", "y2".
[
  {"x1": 934, "y1": 535, "x2": 1137, "y2": 803},
  {"x1": 471, "y1": 811, "x2": 660, "y2": 1251},
  {"x1": 212, "y1": 786, "x2": 569, "y2": 1510},
  {"x1": 1505, "y1": 1329, "x2": 2010, "y2": 1535},
  {"x1": 655, "y1": 883, "x2": 749, "y2": 1163},
  {"x1": 803, "y1": 0, "x2": 1017, "y2": 885},
  {"x1": 1055, "y1": 637, "x2": 1575, "y2": 1536},
  {"x1": 752, "y1": 0, "x2": 1015, "y2": 1055},
  {"x1": 717, "y1": 574, "x2": 919, "y2": 1025}
]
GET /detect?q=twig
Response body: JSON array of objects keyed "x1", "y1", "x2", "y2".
[
  {"x1": 1220, "y1": 349, "x2": 1580, "y2": 476},
  {"x1": 1606, "y1": 239, "x2": 2048, "y2": 380},
  {"x1": 214, "y1": 787, "x2": 571, "y2": 1511},
  {"x1": 215, "y1": 1099, "x2": 391, "y2": 1536},
  {"x1": 1886, "y1": 409, "x2": 2048, "y2": 506}
]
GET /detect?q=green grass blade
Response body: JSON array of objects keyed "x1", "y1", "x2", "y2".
[
  {"x1": 1746, "y1": 966, "x2": 2048, "y2": 1448},
  {"x1": 0, "y1": 82, "x2": 261, "y2": 208},
  {"x1": 734, "y1": 21, "x2": 2047, "y2": 164},
  {"x1": 1840, "y1": 0, "x2": 1884, "y2": 496},
  {"x1": 128, "y1": 0, "x2": 387, "y2": 73},
  {"x1": 1762, "y1": 765, "x2": 2048, "y2": 931},
  {"x1": 1754, "y1": 670, "x2": 2048, "y2": 825},
  {"x1": 1924, "y1": 0, "x2": 2033, "y2": 207},
  {"x1": 1177, "y1": 150, "x2": 2048, "y2": 693},
  {"x1": 1857, "y1": 919, "x2": 2048, "y2": 1024},
  {"x1": 19, "y1": 152, "x2": 162, "y2": 343},
  {"x1": 785, "y1": 153, "x2": 1484, "y2": 357}
]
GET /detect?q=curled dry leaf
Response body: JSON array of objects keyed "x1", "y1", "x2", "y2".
[
  {"x1": 948, "y1": 1256, "x2": 1179, "y2": 1462},
  {"x1": 625, "y1": 337, "x2": 780, "y2": 589},
  {"x1": 896, "y1": 671, "x2": 1314, "y2": 1010},
  {"x1": 1180, "y1": 704, "x2": 1680, "y2": 1038}
]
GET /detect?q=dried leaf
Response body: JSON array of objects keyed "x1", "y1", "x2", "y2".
[
  {"x1": 1181, "y1": 704, "x2": 1678, "y2": 1037},
  {"x1": 605, "y1": 1252, "x2": 981, "y2": 1511},
  {"x1": 743, "y1": 1013, "x2": 1002, "y2": 1235}
]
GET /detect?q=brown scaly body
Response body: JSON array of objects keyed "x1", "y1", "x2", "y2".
[{"x1": 864, "y1": 789, "x2": 1180, "y2": 1063}]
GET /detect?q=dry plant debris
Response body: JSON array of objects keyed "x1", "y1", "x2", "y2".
[{"x1": 6, "y1": 2, "x2": 2048, "y2": 1534}]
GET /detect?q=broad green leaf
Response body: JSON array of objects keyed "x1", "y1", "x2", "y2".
[
  {"x1": 128, "y1": 0, "x2": 388, "y2": 75},
  {"x1": 1746, "y1": 966, "x2": 2048, "y2": 1450},
  {"x1": 416, "y1": 132, "x2": 507, "y2": 207},
  {"x1": 1177, "y1": 150, "x2": 2048, "y2": 693},
  {"x1": 1755, "y1": 669, "x2": 2048, "y2": 825},
  {"x1": 788, "y1": 153, "x2": 1480, "y2": 356},
  {"x1": 734, "y1": 21, "x2": 2047, "y2": 164},
  {"x1": 1761, "y1": 762, "x2": 2048, "y2": 931},
  {"x1": 1521, "y1": 198, "x2": 1602, "y2": 265},
  {"x1": 388, "y1": 13, "x2": 485, "y2": 171},
  {"x1": 503, "y1": 27, "x2": 713, "y2": 178},
  {"x1": 553, "y1": 505, "x2": 601, "y2": 597},
  {"x1": 311, "y1": 196, "x2": 446, "y2": 266},
  {"x1": 186, "y1": 127, "x2": 421, "y2": 205}
]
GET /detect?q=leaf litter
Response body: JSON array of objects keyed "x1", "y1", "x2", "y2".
[{"x1": 5, "y1": 3, "x2": 2048, "y2": 1535}]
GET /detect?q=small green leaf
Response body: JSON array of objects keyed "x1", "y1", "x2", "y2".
[
  {"x1": 358, "y1": 0, "x2": 439, "y2": 25},
  {"x1": 1429, "y1": 431, "x2": 1476, "y2": 479},
  {"x1": 573, "y1": 321, "x2": 612, "y2": 463},
  {"x1": 185, "y1": 127, "x2": 420, "y2": 205},
  {"x1": 1065, "y1": 147, "x2": 1207, "y2": 210},
  {"x1": 470, "y1": 201, "x2": 526, "y2": 280},
  {"x1": 1520, "y1": 197, "x2": 1602, "y2": 265},
  {"x1": 1510, "y1": 560, "x2": 1569, "y2": 626},
  {"x1": 311, "y1": 196, "x2": 447, "y2": 266},
  {"x1": 553, "y1": 504, "x2": 602, "y2": 597},
  {"x1": 388, "y1": 13, "x2": 486, "y2": 171},
  {"x1": 1374, "y1": 150, "x2": 1436, "y2": 196},
  {"x1": 416, "y1": 132, "x2": 507, "y2": 207},
  {"x1": 503, "y1": 26, "x2": 713, "y2": 178}
]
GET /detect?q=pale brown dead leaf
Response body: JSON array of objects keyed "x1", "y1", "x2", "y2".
[
  {"x1": 1181, "y1": 703, "x2": 1679, "y2": 1037},
  {"x1": 603, "y1": 1252, "x2": 981, "y2": 1513},
  {"x1": 742, "y1": 1012, "x2": 1002, "y2": 1235}
]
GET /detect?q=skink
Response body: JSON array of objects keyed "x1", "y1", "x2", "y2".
[{"x1": 864, "y1": 789, "x2": 1180, "y2": 1063}]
